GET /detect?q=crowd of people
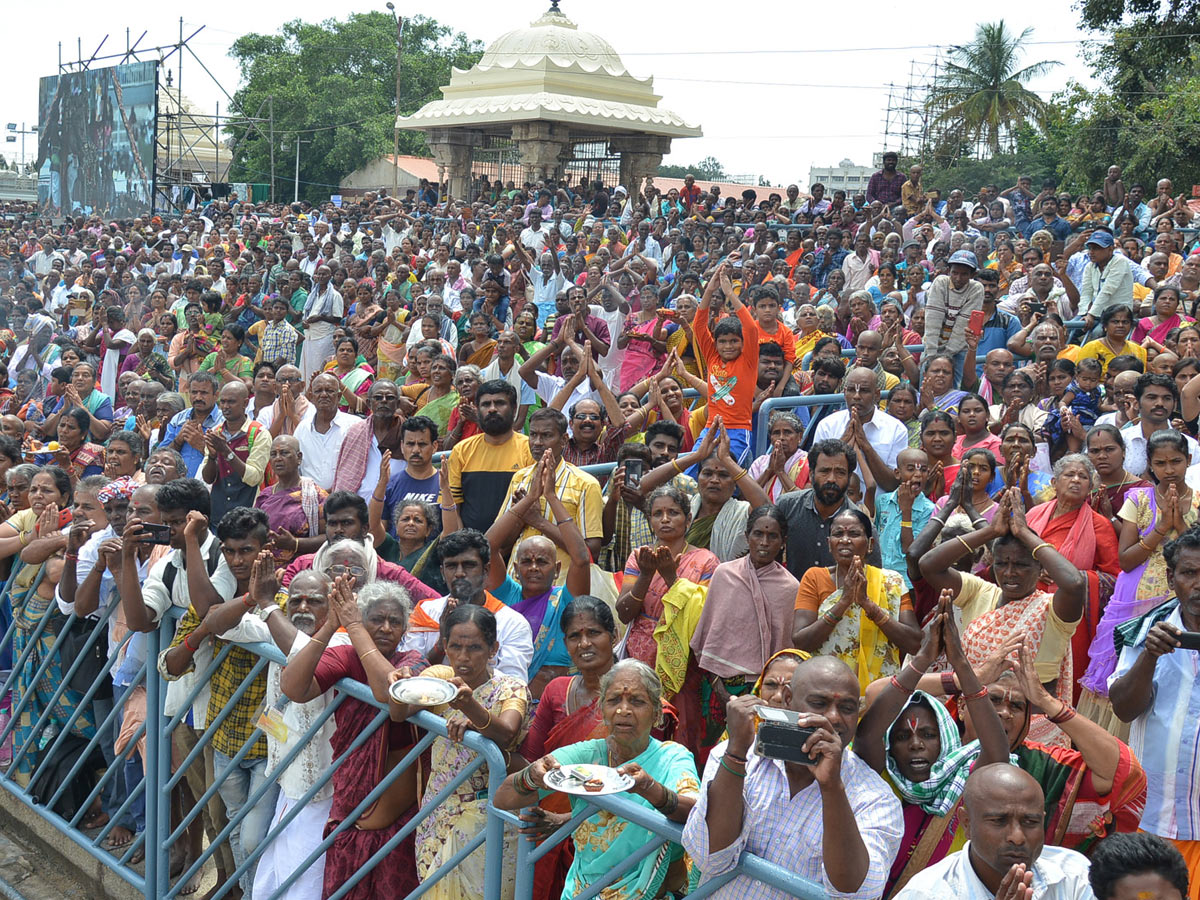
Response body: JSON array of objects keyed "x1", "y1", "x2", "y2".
[{"x1": 0, "y1": 155, "x2": 1198, "y2": 900}]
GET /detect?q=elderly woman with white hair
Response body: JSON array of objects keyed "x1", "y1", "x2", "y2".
[
  {"x1": 280, "y1": 574, "x2": 426, "y2": 900},
  {"x1": 118, "y1": 327, "x2": 173, "y2": 390},
  {"x1": 496, "y1": 658, "x2": 700, "y2": 900}
]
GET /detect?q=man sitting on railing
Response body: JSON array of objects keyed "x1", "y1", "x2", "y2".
[{"x1": 682, "y1": 656, "x2": 903, "y2": 899}]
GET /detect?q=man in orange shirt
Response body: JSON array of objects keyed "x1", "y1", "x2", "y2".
[{"x1": 694, "y1": 262, "x2": 761, "y2": 467}]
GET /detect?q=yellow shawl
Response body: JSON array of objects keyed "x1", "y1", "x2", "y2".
[{"x1": 652, "y1": 578, "x2": 707, "y2": 696}]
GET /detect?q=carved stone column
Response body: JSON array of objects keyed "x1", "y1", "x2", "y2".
[
  {"x1": 512, "y1": 122, "x2": 571, "y2": 183},
  {"x1": 426, "y1": 128, "x2": 482, "y2": 201},
  {"x1": 610, "y1": 134, "x2": 672, "y2": 198}
]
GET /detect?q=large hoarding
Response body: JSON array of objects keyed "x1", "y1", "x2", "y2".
[{"x1": 36, "y1": 60, "x2": 158, "y2": 218}]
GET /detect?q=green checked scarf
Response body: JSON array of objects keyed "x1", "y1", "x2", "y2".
[
  {"x1": 1113, "y1": 597, "x2": 1177, "y2": 652},
  {"x1": 884, "y1": 691, "x2": 1015, "y2": 817}
]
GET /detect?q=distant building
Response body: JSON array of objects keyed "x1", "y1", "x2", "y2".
[{"x1": 806, "y1": 158, "x2": 875, "y2": 195}]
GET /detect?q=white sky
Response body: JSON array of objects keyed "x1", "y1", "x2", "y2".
[{"x1": 3, "y1": 1, "x2": 1099, "y2": 188}]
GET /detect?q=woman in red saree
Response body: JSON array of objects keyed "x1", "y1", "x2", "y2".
[
  {"x1": 279, "y1": 576, "x2": 427, "y2": 900},
  {"x1": 1026, "y1": 454, "x2": 1121, "y2": 704}
]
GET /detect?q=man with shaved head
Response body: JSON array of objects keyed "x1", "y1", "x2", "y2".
[
  {"x1": 483, "y1": 444, "x2": 595, "y2": 699},
  {"x1": 684, "y1": 656, "x2": 902, "y2": 898},
  {"x1": 894, "y1": 764, "x2": 1094, "y2": 899}
]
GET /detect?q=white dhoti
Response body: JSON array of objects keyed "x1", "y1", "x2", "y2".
[
  {"x1": 300, "y1": 334, "x2": 334, "y2": 382},
  {"x1": 251, "y1": 791, "x2": 332, "y2": 900}
]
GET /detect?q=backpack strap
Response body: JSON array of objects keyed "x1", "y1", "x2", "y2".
[{"x1": 161, "y1": 538, "x2": 223, "y2": 599}]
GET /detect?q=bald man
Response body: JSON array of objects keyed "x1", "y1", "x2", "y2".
[
  {"x1": 684, "y1": 656, "x2": 902, "y2": 899},
  {"x1": 203, "y1": 381, "x2": 270, "y2": 526},
  {"x1": 483, "y1": 486, "x2": 593, "y2": 699},
  {"x1": 894, "y1": 764, "x2": 1095, "y2": 899}
]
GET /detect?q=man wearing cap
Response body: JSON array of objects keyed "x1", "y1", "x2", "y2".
[
  {"x1": 1078, "y1": 229, "x2": 1134, "y2": 334},
  {"x1": 923, "y1": 250, "x2": 985, "y2": 385}
]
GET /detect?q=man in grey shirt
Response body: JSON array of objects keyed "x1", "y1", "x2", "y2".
[
  {"x1": 1078, "y1": 229, "x2": 1134, "y2": 334},
  {"x1": 776, "y1": 439, "x2": 881, "y2": 580}
]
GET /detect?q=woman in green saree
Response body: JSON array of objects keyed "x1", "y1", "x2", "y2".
[
  {"x1": 496, "y1": 659, "x2": 700, "y2": 900},
  {"x1": 321, "y1": 335, "x2": 375, "y2": 414},
  {"x1": 413, "y1": 354, "x2": 459, "y2": 436}
]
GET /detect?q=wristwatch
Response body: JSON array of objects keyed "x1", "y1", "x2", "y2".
[{"x1": 253, "y1": 605, "x2": 278, "y2": 622}]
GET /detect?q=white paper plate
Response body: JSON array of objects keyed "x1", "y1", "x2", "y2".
[
  {"x1": 388, "y1": 676, "x2": 458, "y2": 707},
  {"x1": 544, "y1": 764, "x2": 635, "y2": 797}
]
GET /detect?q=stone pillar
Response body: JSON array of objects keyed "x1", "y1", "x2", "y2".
[
  {"x1": 426, "y1": 128, "x2": 482, "y2": 201},
  {"x1": 511, "y1": 122, "x2": 571, "y2": 183},
  {"x1": 610, "y1": 134, "x2": 672, "y2": 199}
]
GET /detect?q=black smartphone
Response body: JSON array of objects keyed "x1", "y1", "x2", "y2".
[
  {"x1": 1177, "y1": 631, "x2": 1200, "y2": 651},
  {"x1": 625, "y1": 457, "x2": 644, "y2": 489},
  {"x1": 140, "y1": 522, "x2": 172, "y2": 546},
  {"x1": 1027, "y1": 301, "x2": 1046, "y2": 316},
  {"x1": 757, "y1": 723, "x2": 819, "y2": 766}
]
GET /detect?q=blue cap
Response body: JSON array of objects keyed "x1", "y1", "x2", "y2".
[
  {"x1": 1086, "y1": 230, "x2": 1114, "y2": 248},
  {"x1": 947, "y1": 250, "x2": 978, "y2": 271}
]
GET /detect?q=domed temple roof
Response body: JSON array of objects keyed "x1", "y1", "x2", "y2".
[{"x1": 397, "y1": 3, "x2": 701, "y2": 138}]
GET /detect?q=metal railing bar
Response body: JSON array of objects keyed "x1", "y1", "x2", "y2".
[
  {"x1": 323, "y1": 754, "x2": 490, "y2": 900},
  {"x1": 173, "y1": 705, "x2": 399, "y2": 900},
  {"x1": 573, "y1": 837, "x2": 669, "y2": 900}
]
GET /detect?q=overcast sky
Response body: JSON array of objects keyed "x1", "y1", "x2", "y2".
[{"x1": 3, "y1": 1, "x2": 1099, "y2": 188}]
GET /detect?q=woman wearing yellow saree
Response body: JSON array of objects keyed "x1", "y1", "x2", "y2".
[{"x1": 792, "y1": 508, "x2": 922, "y2": 692}]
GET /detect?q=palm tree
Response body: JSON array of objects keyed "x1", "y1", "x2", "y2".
[{"x1": 928, "y1": 21, "x2": 1060, "y2": 158}]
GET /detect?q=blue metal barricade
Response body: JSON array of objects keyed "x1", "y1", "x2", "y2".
[
  {"x1": 0, "y1": 579, "x2": 514, "y2": 900},
  {"x1": 505, "y1": 788, "x2": 826, "y2": 900}
]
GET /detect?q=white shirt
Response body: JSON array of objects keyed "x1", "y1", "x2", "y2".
[
  {"x1": 811, "y1": 408, "x2": 910, "y2": 470},
  {"x1": 893, "y1": 843, "x2": 1095, "y2": 900},
  {"x1": 682, "y1": 741, "x2": 902, "y2": 900},
  {"x1": 145, "y1": 534, "x2": 237, "y2": 722},
  {"x1": 1120, "y1": 421, "x2": 1200, "y2": 477},
  {"x1": 217, "y1": 613, "x2": 351, "y2": 802},
  {"x1": 533, "y1": 371, "x2": 600, "y2": 436},
  {"x1": 361, "y1": 431, "x2": 405, "y2": 504},
  {"x1": 295, "y1": 410, "x2": 357, "y2": 491},
  {"x1": 520, "y1": 225, "x2": 550, "y2": 255},
  {"x1": 589, "y1": 303, "x2": 629, "y2": 389},
  {"x1": 399, "y1": 596, "x2": 533, "y2": 683}
]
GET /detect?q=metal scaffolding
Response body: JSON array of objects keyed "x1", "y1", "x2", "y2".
[
  {"x1": 882, "y1": 53, "x2": 941, "y2": 162},
  {"x1": 55, "y1": 21, "x2": 275, "y2": 212}
]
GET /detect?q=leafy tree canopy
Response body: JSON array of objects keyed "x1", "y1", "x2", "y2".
[
  {"x1": 657, "y1": 155, "x2": 728, "y2": 180},
  {"x1": 224, "y1": 13, "x2": 481, "y2": 202}
]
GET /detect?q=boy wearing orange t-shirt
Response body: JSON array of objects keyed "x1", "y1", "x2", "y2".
[
  {"x1": 750, "y1": 284, "x2": 797, "y2": 388},
  {"x1": 693, "y1": 263, "x2": 760, "y2": 466}
]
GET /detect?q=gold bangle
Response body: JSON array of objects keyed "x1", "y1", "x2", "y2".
[
  {"x1": 733, "y1": 468, "x2": 747, "y2": 481},
  {"x1": 955, "y1": 535, "x2": 973, "y2": 554},
  {"x1": 472, "y1": 710, "x2": 493, "y2": 730},
  {"x1": 900, "y1": 521, "x2": 913, "y2": 528},
  {"x1": 672, "y1": 460, "x2": 683, "y2": 474},
  {"x1": 360, "y1": 647, "x2": 381, "y2": 660},
  {"x1": 629, "y1": 592, "x2": 645, "y2": 605},
  {"x1": 1031, "y1": 542, "x2": 1053, "y2": 557},
  {"x1": 1138, "y1": 537, "x2": 1153, "y2": 552}
]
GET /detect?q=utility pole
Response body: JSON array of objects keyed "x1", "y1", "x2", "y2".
[
  {"x1": 290, "y1": 137, "x2": 312, "y2": 203},
  {"x1": 386, "y1": 3, "x2": 405, "y2": 199}
]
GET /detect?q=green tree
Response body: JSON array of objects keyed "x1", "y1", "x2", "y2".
[
  {"x1": 927, "y1": 21, "x2": 1059, "y2": 159},
  {"x1": 1078, "y1": 0, "x2": 1200, "y2": 95},
  {"x1": 225, "y1": 13, "x2": 481, "y2": 202},
  {"x1": 657, "y1": 155, "x2": 728, "y2": 180}
]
